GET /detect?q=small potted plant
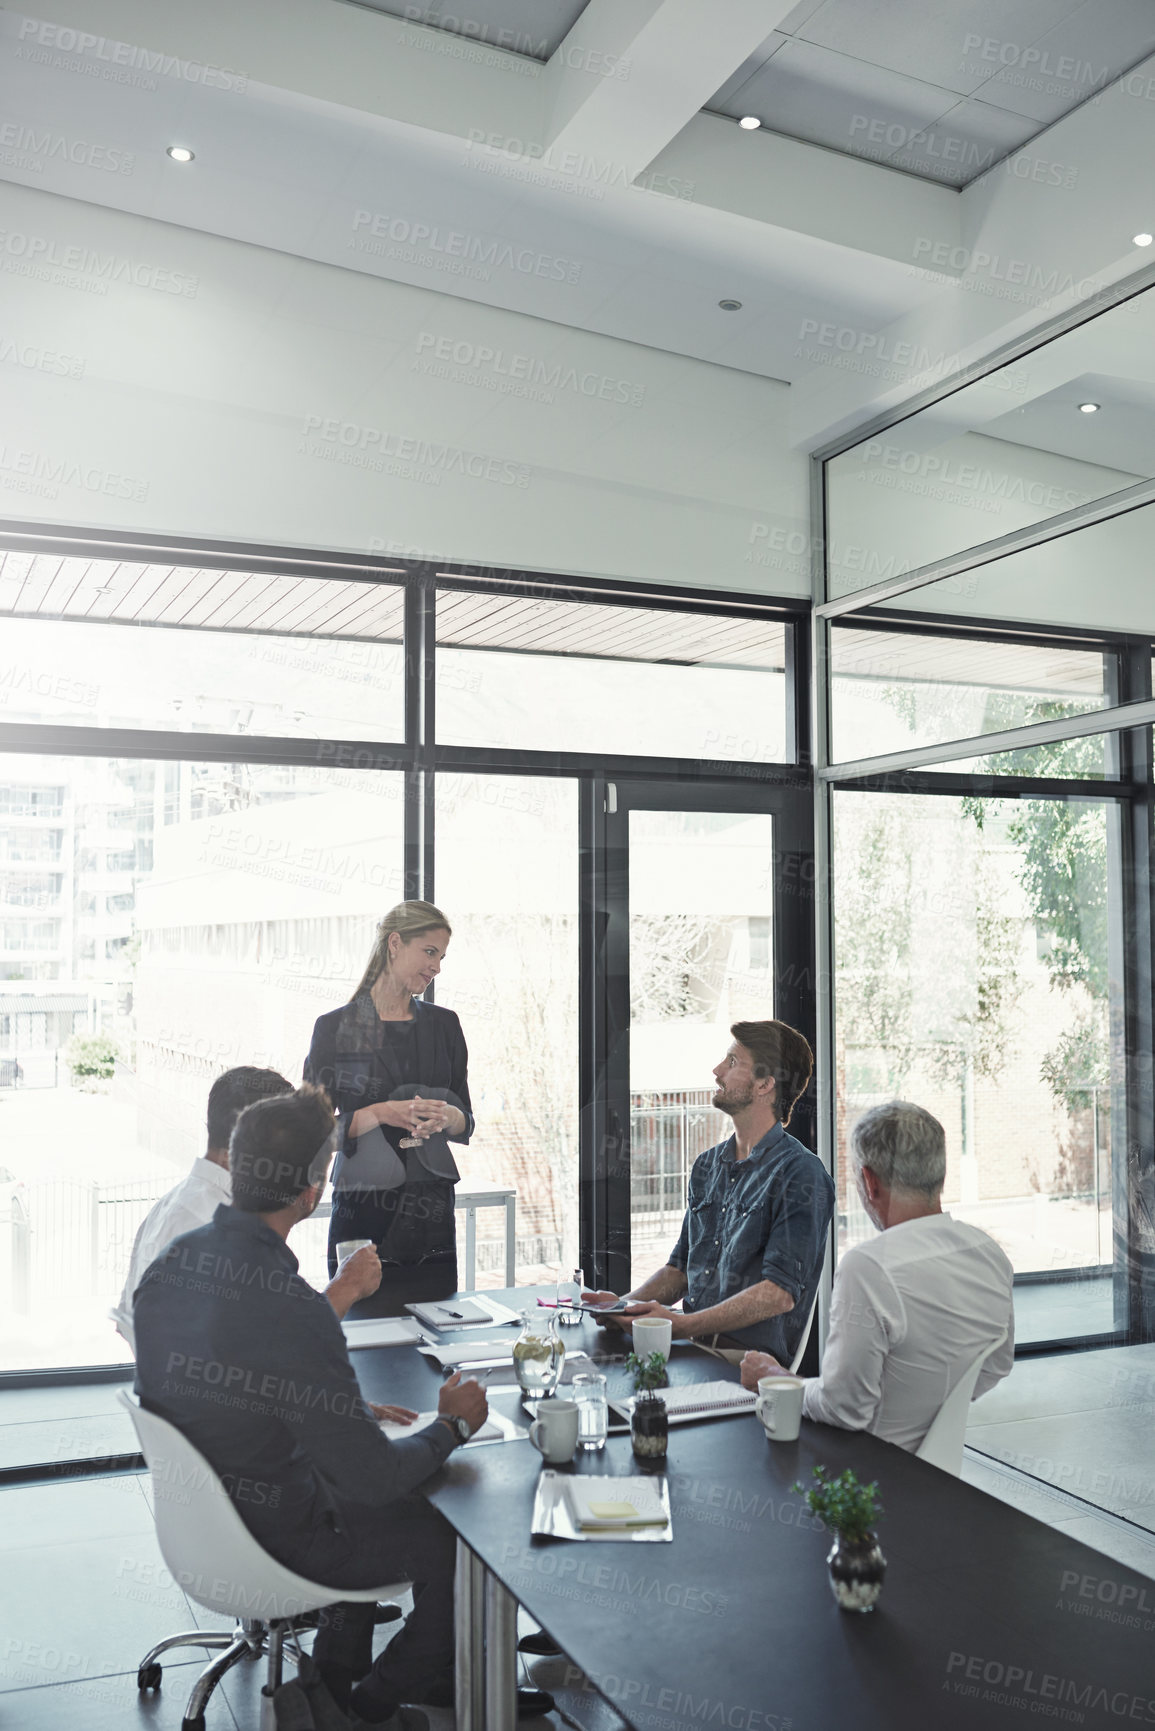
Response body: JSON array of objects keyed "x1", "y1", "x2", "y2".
[
  {"x1": 625, "y1": 1350, "x2": 669, "y2": 1462},
  {"x1": 793, "y1": 1465, "x2": 886, "y2": 1612}
]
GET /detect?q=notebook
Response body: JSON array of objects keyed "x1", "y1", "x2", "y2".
[
  {"x1": 341, "y1": 1317, "x2": 425, "y2": 1350},
  {"x1": 609, "y1": 1380, "x2": 756, "y2": 1425},
  {"x1": 406, "y1": 1297, "x2": 523, "y2": 1330},
  {"x1": 563, "y1": 1476, "x2": 670, "y2": 1532},
  {"x1": 419, "y1": 1339, "x2": 590, "y2": 1369},
  {"x1": 406, "y1": 1299, "x2": 495, "y2": 1329}
]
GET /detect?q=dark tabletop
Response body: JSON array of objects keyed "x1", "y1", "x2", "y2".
[{"x1": 351, "y1": 1287, "x2": 1155, "y2": 1731}]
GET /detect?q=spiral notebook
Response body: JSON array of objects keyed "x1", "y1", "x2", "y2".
[{"x1": 609, "y1": 1380, "x2": 757, "y2": 1425}]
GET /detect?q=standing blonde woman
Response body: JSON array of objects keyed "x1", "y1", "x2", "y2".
[{"x1": 304, "y1": 901, "x2": 472, "y2": 1309}]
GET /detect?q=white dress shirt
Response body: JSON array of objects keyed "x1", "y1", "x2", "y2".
[
  {"x1": 802, "y1": 1212, "x2": 1014, "y2": 1453},
  {"x1": 113, "y1": 1157, "x2": 232, "y2": 1351}
]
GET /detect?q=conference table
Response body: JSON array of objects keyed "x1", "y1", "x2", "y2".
[{"x1": 348, "y1": 1286, "x2": 1155, "y2": 1731}]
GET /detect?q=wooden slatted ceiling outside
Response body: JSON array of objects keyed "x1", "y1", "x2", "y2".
[
  {"x1": 0, "y1": 552, "x2": 789, "y2": 668},
  {"x1": 0, "y1": 552, "x2": 406, "y2": 642},
  {"x1": 435, "y1": 589, "x2": 787, "y2": 668},
  {"x1": 830, "y1": 626, "x2": 1106, "y2": 697}
]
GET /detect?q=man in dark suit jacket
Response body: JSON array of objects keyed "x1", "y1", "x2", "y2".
[{"x1": 134, "y1": 1084, "x2": 487, "y2": 1729}]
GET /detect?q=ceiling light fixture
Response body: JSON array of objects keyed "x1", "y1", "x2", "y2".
[
  {"x1": 1077, "y1": 401, "x2": 1100, "y2": 413},
  {"x1": 718, "y1": 299, "x2": 743, "y2": 311},
  {"x1": 166, "y1": 145, "x2": 195, "y2": 163},
  {"x1": 1133, "y1": 232, "x2": 1153, "y2": 246},
  {"x1": 738, "y1": 116, "x2": 761, "y2": 130}
]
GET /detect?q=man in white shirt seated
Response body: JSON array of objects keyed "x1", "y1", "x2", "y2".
[
  {"x1": 740, "y1": 1099, "x2": 1014, "y2": 1452},
  {"x1": 115, "y1": 1066, "x2": 381, "y2": 1349}
]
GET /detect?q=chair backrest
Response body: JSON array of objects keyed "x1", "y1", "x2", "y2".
[
  {"x1": 118, "y1": 1390, "x2": 388, "y2": 1620},
  {"x1": 915, "y1": 1330, "x2": 1008, "y2": 1475},
  {"x1": 788, "y1": 1286, "x2": 820, "y2": 1375},
  {"x1": 108, "y1": 1302, "x2": 134, "y2": 1355}
]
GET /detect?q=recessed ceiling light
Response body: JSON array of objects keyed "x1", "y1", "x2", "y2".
[
  {"x1": 1077, "y1": 401, "x2": 1100, "y2": 413},
  {"x1": 738, "y1": 116, "x2": 761, "y2": 130},
  {"x1": 718, "y1": 299, "x2": 743, "y2": 311},
  {"x1": 166, "y1": 146, "x2": 195, "y2": 163},
  {"x1": 1134, "y1": 232, "x2": 1153, "y2": 246}
]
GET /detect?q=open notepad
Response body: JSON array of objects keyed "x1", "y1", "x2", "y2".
[
  {"x1": 564, "y1": 1477, "x2": 669, "y2": 1532},
  {"x1": 610, "y1": 1380, "x2": 756, "y2": 1425}
]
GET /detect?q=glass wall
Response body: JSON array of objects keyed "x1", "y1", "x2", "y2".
[
  {"x1": 833, "y1": 788, "x2": 1116, "y2": 1339},
  {"x1": 436, "y1": 589, "x2": 788, "y2": 762},
  {"x1": 824, "y1": 286, "x2": 1155, "y2": 598},
  {"x1": 820, "y1": 270, "x2": 1155, "y2": 1451},
  {"x1": 435, "y1": 773, "x2": 579, "y2": 1287},
  {"x1": 0, "y1": 551, "x2": 802, "y2": 1377},
  {"x1": 628, "y1": 809, "x2": 776, "y2": 1288},
  {"x1": 0, "y1": 749, "x2": 403, "y2": 1372}
]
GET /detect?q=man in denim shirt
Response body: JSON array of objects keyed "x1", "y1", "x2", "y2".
[{"x1": 587, "y1": 1021, "x2": 833, "y2": 1364}]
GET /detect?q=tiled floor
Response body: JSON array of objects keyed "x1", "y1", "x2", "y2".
[
  {"x1": 0, "y1": 1380, "x2": 137, "y2": 1476},
  {"x1": 0, "y1": 1468, "x2": 575, "y2": 1731},
  {"x1": 965, "y1": 1341, "x2": 1155, "y2": 1535},
  {"x1": 1013, "y1": 1274, "x2": 1115, "y2": 1346}
]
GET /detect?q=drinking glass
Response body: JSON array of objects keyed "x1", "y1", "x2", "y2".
[
  {"x1": 556, "y1": 1267, "x2": 583, "y2": 1326},
  {"x1": 572, "y1": 1372, "x2": 608, "y2": 1450}
]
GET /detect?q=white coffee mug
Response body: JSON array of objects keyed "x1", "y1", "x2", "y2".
[
  {"x1": 755, "y1": 1375, "x2": 805, "y2": 1442},
  {"x1": 529, "y1": 1399, "x2": 580, "y2": 1464},
  {"x1": 631, "y1": 1316, "x2": 673, "y2": 1361},
  {"x1": 336, "y1": 1238, "x2": 374, "y2": 1266}
]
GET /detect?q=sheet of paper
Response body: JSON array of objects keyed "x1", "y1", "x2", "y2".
[{"x1": 377, "y1": 1410, "x2": 520, "y2": 1447}]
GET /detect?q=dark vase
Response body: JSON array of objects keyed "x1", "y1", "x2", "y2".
[
  {"x1": 826, "y1": 1531, "x2": 886, "y2": 1612},
  {"x1": 631, "y1": 1391, "x2": 668, "y2": 1462}
]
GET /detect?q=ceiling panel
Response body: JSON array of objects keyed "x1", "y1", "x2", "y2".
[
  {"x1": 704, "y1": 0, "x2": 1155, "y2": 187},
  {"x1": 878, "y1": 95, "x2": 1039, "y2": 185},
  {"x1": 796, "y1": 0, "x2": 1082, "y2": 93},
  {"x1": 973, "y1": 0, "x2": 1155, "y2": 123},
  {"x1": 339, "y1": 0, "x2": 592, "y2": 61},
  {"x1": 709, "y1": 37, "x2": 957, "y2": 162}
]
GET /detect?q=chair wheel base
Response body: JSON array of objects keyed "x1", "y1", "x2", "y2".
[
  {"x1": 518, "y1": 1685, "x2": 556, "y2": 1718},
  {"x1": 137, "y1": 1662, "x2": 163, "y2": 1691}
]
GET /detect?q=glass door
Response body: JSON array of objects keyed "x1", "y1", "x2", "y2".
[{"x1": 581, "y1": 778, "x2": 814, "y2": 1294}]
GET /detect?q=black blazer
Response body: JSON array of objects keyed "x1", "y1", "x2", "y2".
[
  {"x1": 305, "y1": 993, "x2": 473, "y2": 1157},
  {"x1": 304, "y1": 994, "x2": 473, "y2": 1265}
]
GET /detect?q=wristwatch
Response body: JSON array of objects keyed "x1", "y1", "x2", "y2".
[{"x1": 441, "y1": 1414, "x2": 472, "y2": 1446}]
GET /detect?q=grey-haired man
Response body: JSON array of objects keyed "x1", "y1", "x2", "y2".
[{"x1": 741, "y1": 1100, "x2": 1014, "y2": 1451}]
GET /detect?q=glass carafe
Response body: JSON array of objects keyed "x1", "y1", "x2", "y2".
[{"x1": 512, "y1": 1309, "x2": 565, "y2": 1400}]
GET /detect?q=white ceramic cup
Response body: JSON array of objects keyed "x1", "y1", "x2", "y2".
[
  {"x1": 755, "y1": 1375, "x2": 805, "y2": 1442},
  {"x1": 631, "y1": 1316, "x2": 673, "y2": 1361},
  {"x1": 529, "y1": 1399, "x2": 580, "y2": 1464},
  {"x1": 336, "y1": 1238, "x2": 374, "y2": 1266}
]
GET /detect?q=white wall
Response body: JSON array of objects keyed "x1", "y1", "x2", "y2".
[{"x1": 0, "y1": 181, "x2": 809, "y2": 594}]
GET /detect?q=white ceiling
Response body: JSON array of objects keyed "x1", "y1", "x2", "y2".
[
  {"x1": 2, "y1": 0, "x2": 1155, "y2": 441},
  {"x1": 708, "y1": 0, "x2": 1155, "y2": 187},
  {"x1": 0, "y1": 3, "x2": 938, "y2": 387},
  {"x1": 342, "y1": 0, "x2": 593, "y2": 60}
]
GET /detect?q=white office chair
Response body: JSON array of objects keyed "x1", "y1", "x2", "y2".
[
  {"x1": 787, "y1": 1287, "x2": 820, "y2": 1375},
  {"x1": 915, "y1": 1329, "x2": 1008, "y2": 1476},
  {"x1": 108, "y1": 1301, "x2": 134, "y2": 1354},
  {"x1": 119, "y1": 1390, "x2": 409, "y2": 1731}
]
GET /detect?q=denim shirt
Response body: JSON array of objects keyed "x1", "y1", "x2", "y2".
[{"x1": 667, "y1": 1122, "x2": 834, "y2": 1362}]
